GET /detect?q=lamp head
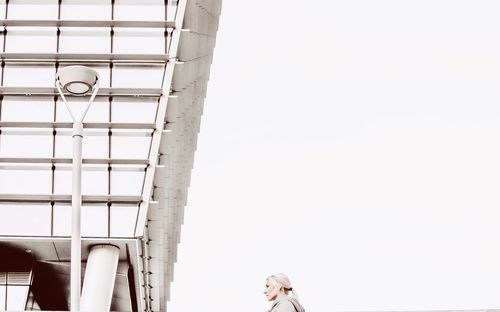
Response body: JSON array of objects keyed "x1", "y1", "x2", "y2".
[{"x1": 56, "y1": 65, "x2": 99, "y2": 96}]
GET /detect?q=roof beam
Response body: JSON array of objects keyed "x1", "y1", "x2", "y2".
[
  {"x1": 0, "y1": 194, "x2": 143, "y2": 204},
  {"x1": 0, "y1": 19, "x2": 175, "y2": 28},
  {"x1": 0, "y1": 87, "x2": 162, "y2": 96},
  {"x1": 0, "y1": 52, "x2": 169, "y2": 63},
  {"x1": 0, "y1": 158, "x2": 149, "y2": 165},
  {"x1": 0, "y1": 121, "x2": 157, "y2": 129}
]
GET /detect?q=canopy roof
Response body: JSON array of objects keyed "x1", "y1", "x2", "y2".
[{"x1": 0, "y1": 0, "x2": 222, "y2": 310}]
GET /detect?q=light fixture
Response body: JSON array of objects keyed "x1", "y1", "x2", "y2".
[
  {"x1": 56, "y1": 65, "x2": 99, "y2": 96},
  {"x1": 55, "y1": 65, "x2": 100, "y2": 312}
]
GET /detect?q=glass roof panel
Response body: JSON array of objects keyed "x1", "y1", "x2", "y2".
[
  {"x1": 82, "y1": 133, "x2": 109, "y2": 158},
  {"x1": 111, "y1": 170, "x2": 144, "y2": 195},
  {"x1": 111, "y1": 134, "x2": 151, "y2": 159},
  {"x1": 0, "y1": 204, "x2": 51, "y2": 236},
  {"x1": 0, "y1": 34, "x2": 5, "y2": 53},
  {"x1": 52, "y1": 205, "x2": 70, "y2": 236},
  {"x1": 81, "y1": 205, "x2": 108, "y2": 236},
  {"x1": 55, "y1": 97, "x2": 110, "y2": 123},
  {"x1": 56, "y1": 99, "x2": 93, "y2": 123},
  {"x1": 5, "y1": 27, "x2": 57, "y2": 53},
  {"x1": 81, "y1": 170, "x2": 108, "y2": 195},
  {"x1": 110, "y1": 204, "x2": 138, "y2": 237},
  {"x1": 113, "y1": 28, "x2": 165, "y2": 54},
  {"x1": 53, "y1": 204, "x2": 108, "y2": 237},
  {"x1": 2, "y1": 97, "x2": 54, "y2": 122},
  {"x1": 114, "y1": 0, "x2": 165, "y2": 21},
  {"x1": 59, "y1": 27, "x2": 111, "y2": 54},
  {"x1": 0, "y1": 169, "x2": 52, "y2": 194},
  {"x1": 112, "y1": 65, "x2": 165, "y2": 88},
  {"x1": 8, "y1": 0, "x2": 57, "y2": 20},
  {"x1": 54, "y1": 167, "x2": 108, "y2": 195},
  {"x1": 111, "y1": 97, "x2": 158, "y2": 123},
  {"x1": 166, "y1": 2, "x2": 177, "y2": 21},
  {"x1": 3, "y1": 65, "x2": 55, "y2": 87},
  {"x1": 54, "y1": 134, "x2": 72, "y2": 158},
  {"x1": 53, "y1": 169, "x2": 71, "y2": 195},
  {"x1": 55, "y1": 132, "x2": 109, "y2": 159},
  {"x1": 0, "y1": 1, "x2": 6, "y2": 19},
  {"x1": 60, "y1": 0, "x2": 111, "y2": 20},
  {"x1": 0, "y1": 132, "x2": 52, "y2": 157}
]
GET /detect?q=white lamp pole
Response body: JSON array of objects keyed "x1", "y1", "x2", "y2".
[{"x1": 56, "y1": 66, "x2": 100, "y2": 312}]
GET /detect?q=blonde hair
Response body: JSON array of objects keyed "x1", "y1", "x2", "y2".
[{"x1": 266, "y1": 273, "x2": 300, "y2": 301}]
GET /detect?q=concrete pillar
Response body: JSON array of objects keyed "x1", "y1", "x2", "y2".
[{"x1": 80, "y1": 245, "x2": 119, "y2": 312}]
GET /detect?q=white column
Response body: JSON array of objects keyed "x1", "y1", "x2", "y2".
[
  {"x1": 80, "y1": 245, "x2": 120, "y2": 312},
  {"x1": 71, "y1": 121, "x2": 83, "y2": 312}
]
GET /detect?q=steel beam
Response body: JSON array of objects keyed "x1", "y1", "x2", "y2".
[
  {"x1": 0, "y1": 121, "x2": 157, "y2": 129},
  {"x1": 0, "y1": 19, "x2": 175, "y2": 28},
  {"x1": 0, "y1": 52, "x2": 170, "y2": 63},
  {"x1": 0, "y1": 87, "x2": 162, "y2": 96},
  {"x1": 0, "y1": 158, "x2": 149, "y2": 165},
  {"x1": 0, "y1": 194, "x2": 142, "y2": 204}
]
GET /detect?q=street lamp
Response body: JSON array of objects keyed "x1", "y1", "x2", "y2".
[{"x1": 56, "y1": 65, "x2": 99, "y2": 312}]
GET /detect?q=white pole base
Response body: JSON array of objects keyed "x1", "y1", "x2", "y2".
[{"x1": 80, "y1": 245, "x2": 120, "y2": 312}]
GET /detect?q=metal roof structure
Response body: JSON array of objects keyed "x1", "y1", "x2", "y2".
[{"x1": 0, "y1": 0, "x2": 221, "y2": 310}]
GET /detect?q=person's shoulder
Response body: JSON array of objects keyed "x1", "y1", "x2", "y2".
[
  {"x1": 277, "y1": 299, "x2": 295, "y2": 307},
  {"x1": 272, "y1": 298, "x2": 296, "y2": 312}
]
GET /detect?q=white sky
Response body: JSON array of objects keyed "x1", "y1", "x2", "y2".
[{"x1": 169, "y1": 1, "x2": 500, "y2": 311}]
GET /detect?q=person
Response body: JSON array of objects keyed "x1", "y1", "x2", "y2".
[{"x1": 264, "y1": 273, "x2": 305, "y2": 312}]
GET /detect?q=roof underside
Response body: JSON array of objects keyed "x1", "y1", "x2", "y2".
[{"x1": 0, "y1": 0, "x2": 222, "y2": 310}]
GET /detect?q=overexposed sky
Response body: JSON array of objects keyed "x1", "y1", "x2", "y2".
[{"x1": 169, "y1": 1, "x2": 500, "y2": 311}]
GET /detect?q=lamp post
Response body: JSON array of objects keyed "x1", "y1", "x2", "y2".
[{"x1": 56, "y1": 66, "x2": 100, "y2": 312}]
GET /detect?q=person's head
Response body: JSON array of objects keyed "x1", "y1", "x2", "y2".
[{"x1": 263, "y1": 273, "x2": 298, "y2": 302}]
